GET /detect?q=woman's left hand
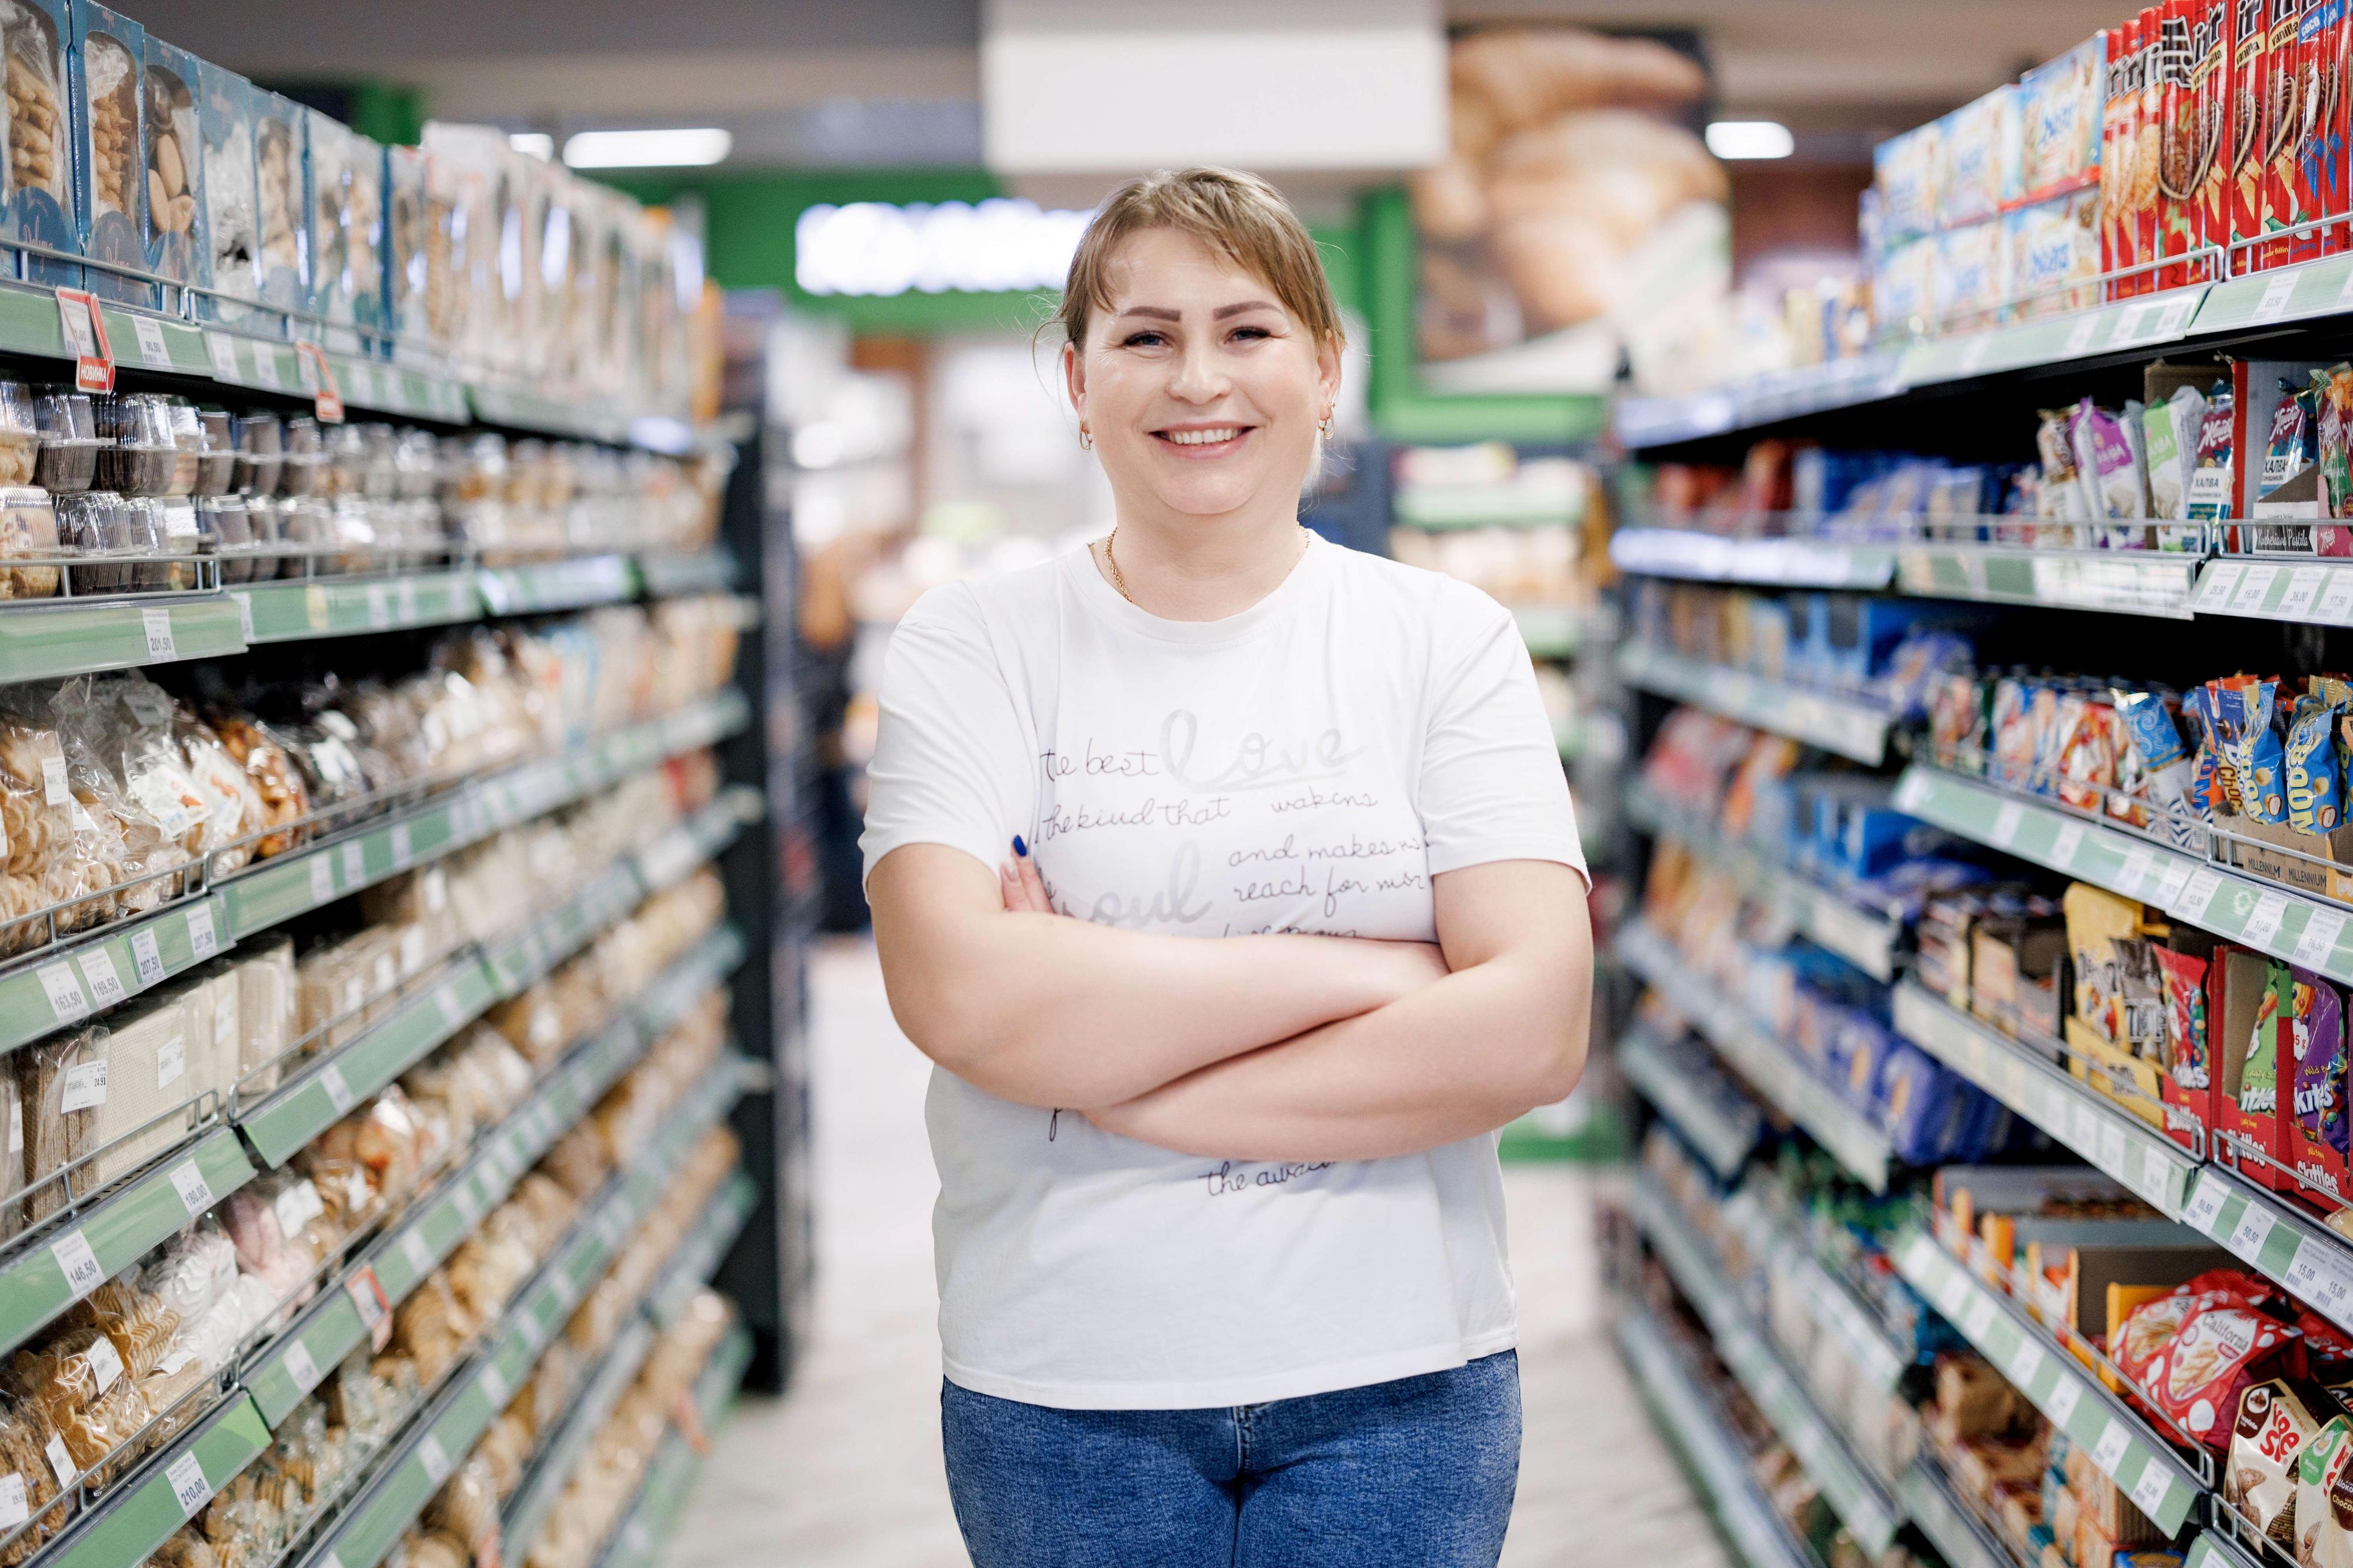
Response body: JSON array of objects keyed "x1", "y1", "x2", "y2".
[{"x1": 998, "y1": 846, "x2": 1054, "y2": 914}]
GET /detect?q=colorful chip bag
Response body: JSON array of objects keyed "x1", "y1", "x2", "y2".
[
  {"x1": 2228, "y1": 1377, "x2": 2325, "y2": 1537},
  {"x1": 2287, "y1": 963, "x2": 2349, "y2": 1198},
  {"x1": 2304, "y1": 1417, "x2": 2353, "y2": 1564}
]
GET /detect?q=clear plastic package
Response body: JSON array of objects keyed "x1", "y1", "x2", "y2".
[{"x1": 32, "y1": 394, "x2": 104, "y2": 495}]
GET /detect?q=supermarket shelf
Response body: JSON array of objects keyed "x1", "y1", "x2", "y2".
[
  {"x1": 2178, "y1": 1165, "x2": 2353, "y2": 1339},
  {"x1": 1624, "y1": 792, "x2": 1902, "y2": 981},
  {"x1": 1892, "y1": 1230, "x2": 2202, "y2": 1534},
  {"x1": 235, "y1": 573, "x2": 481, "y2": 643},
  {"x1": 241, "y1": 926, "x2": 746, "y2": 1426},
  {"x1": 0, "y1": 596, "x2": 246, "y2": 683},
  {"x1": 1609, "y1": 529, "x2": 1895, "y2": 590},
  {"x1": 287, "y1": 1054, "x2": 749, "y2": 1568},
  {"x1": 649, "y1": 1170, "x2": 756, "y2": 1327},
  {"x1": 0, "y1": 1127, "x2": 258, "y2": 1358},
  {"x1": 1510, "y1": 602, "x2": 1614, "y2": 660},
  {"x1": 1898, "y1": 288, "x2": 2209, "y2": 385},
  {"x1": 1614, "y1": 353, "x2": 1908, "y2": 450},
  {"x1": 2190, "y1": 557, "x2": 2353, "y2": 625},
  {"x1": 636, "y1": 551, "x2": 740, "y2": 600},
  {"x1": 2185, "y1": 1527, "x2": 2267, "y2": 1568},
  {"x1": 1613, "y1": 1305, "x2": 1821, "y2": 1568},
  {"x1": 1617, "y1": 1023, "x2": 1764, "y2": 1181},
  {"x1": 1897, "y1": 1460, "x2": 2013, "y2": 1568},
  {"x1": 1629, "y1": 1185, "x2": 1903, "y2": 1553},
  {"x1": 1615, "y1": 643, "x2": 1891, "y2": 766},
  {"x1": 586, "y1": 1322, "x2": 754, "y2": 1568},
  {"x1": 1619, "y1": 921, "x2": 1895, "y2": 1190},
  {"x1": 0, "y1": 895, "x2": 231, "y2": 1057},
  {"x1": 1892, "y1": 545, "x2": 2201, "y2": 619},
  {"x1": 1889, "y1": 764, "x2": 2353, "y2": 988},
  {"x1": 1891, "y1": 982, "x2": 2195, "y2": 1217},
  {"x1": 1392, "y1": 485, "x2": 1587, "y2": 529},
  {"x1": 1719, "y1": 1191, "x2": 1914, "y2": 1391},
  {"x1": 34, "y1": 1389, "x2": 274, "y2": 1568}
]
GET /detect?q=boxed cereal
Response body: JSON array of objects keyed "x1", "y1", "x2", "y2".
[
  {"x1": 251, "y1": 87, "x2": 305, "y2": 318},
  {"x1": 1939, "y1": 86, "x2": 2022, "y2": 229},
  {"x1": 2281, "y1": 963, "x2": 2348, "y2": 1202},
  {"x1": 383, "y1": 141, "x2": 430, "y2": 351},
  {"x1": 139, "y1": 33, "x2": 201, "y2": 300},
  {"x1": 2005, "y1": 187, "x2": 2102, "y2": 318},
  {"x1": 2104, "y1": 19, "x2": 2145, "y2": 296},
  {"x1": 65, "y1": 0, "x2": 141, "y2": 303},
  {"x1": 2023, "y1": 34, "x2": 2108, "y2": 203},
  {"x1": 1872, "y1": 120, "x2": 1942, "y2": 249},
  {"x1": 194, "y1": 58, "x2": 254, "y2": 321},
  {"x1": 0, "y1": 0, "x2": 77, "y2": 287},
  {"x1": 1936, "y1": 219, "x2": 2004, "y2": 332}
]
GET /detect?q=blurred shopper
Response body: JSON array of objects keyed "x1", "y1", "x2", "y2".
[{"x1": 862, "y1": 168, "x2": 1592, "y2": 1568}]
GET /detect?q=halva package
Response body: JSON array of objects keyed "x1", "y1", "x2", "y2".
[
  {"x1": 139, "y1": 32, "x2": 201, "y2": 297},
  {"x1": 66, "y1": 0, "x2": 142, "y2": 303},
  {"x1": 194, "y1": 58, "x2": 255, "y2": 321},
  {"x1": 251, "y1": 87, "x2": 305, "y2": 315},
  {"x1": 0, "y1": 0, "x2": 75, "y2": 286}
]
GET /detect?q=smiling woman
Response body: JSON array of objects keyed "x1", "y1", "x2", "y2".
[{"x1": 859, "y1": 166, "x2": 1594, "y2": 1568}]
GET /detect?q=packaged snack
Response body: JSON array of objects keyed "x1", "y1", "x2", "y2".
[
  {"x1": 2288, "y1": 688, "x2": 2345, "y2": 831},
  {"x1": 2305, "y1": 1417, "x2": 2353, "y2": 1560},
  {"x1": 1937, "y1": 220, "x2": 2004, "y2": 331},
  {"x1": 2287, "y1": 963, "x2": 2349, "y2": 1198},
  {"x1": 2106, "y1": 19, "x2": 2147, "y2": 294},
  {"x1": 2214, "y1": 677, "x2": 2291, "y2": 822},
  {"x1": 2187, "y1": 0, "x2": 2238, "y2": 258},
  {"x1": 2262, "y1": 0, "x2": 2307, "y2": 269},
  {"x1": 2147, "y1": 385, "x2": 2211, "y2": 519},
  {"x1": 66, "y1": 2, "x2": 143, "y2": 305},
  {"x1": 2229, "y1": 1377, "x2": 2325, "y2": 1538},
  {"x1": 2291, "y1": 0, "x2": 2341, "y2": 264},
  {"x1": 2190, "y1": 382, "x2": 2239, "y2": 518},
  {"x1": 195, "y1": 61, "x2": 255, "y2": 321},
  {"x1": 2, "y1": 0, "x2": 76, "y2": 288},
  {"x1": 2158, "y1": 943, "x2": 2215, "y2": 1148},
  {"x1": 140, "y1": 35, "x2": 202, "y2": 297},
  {"x1": 1873, "y1": 122, "x2": 1942, "y2": 248},
  {"x1": 2027, "y1": 35, "x2": 2109, "y2": 203},
  {"x1": 2038, "y1": 408, "x2": 2093, "y2": 520},
  {"x1": 251, "y1": 89, "x2": 304, "y2": 316},
  {"x1": 2074, "y1": 398, "x2": 2152, "y2": 521},
  {"x1": 2007, "y1": 188, "x2": 2104, "y2": 319},
  {"x1": 2134, "y1": 6, "x2": 2167, "y2": 288}
]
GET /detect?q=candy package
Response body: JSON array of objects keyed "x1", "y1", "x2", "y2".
[
  {"x1": 2230, "y1": 1377, "x2": 2327, "y2": 1540},
  {"x1": 2188, "y1": 383, "x2": 2237, "y2": 521},
  {"x1": 2037, "y1": 409, "x2": 2089, "y2": 521},
  {"x1": 2212, "y1": 678, "x2": 2289, "y2": 824},
  {"x1": 2288, "y1": 688, "x2": 2345, "y2": 833},
  {"x1": 2070, "y1": 398, "x2": 2149, "y2": 525},
  {"x1": 2287, "y1": 964, "x2": 2349, "y2": 1199}
]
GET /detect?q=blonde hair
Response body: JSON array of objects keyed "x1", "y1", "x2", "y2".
[{"x1": 1054, "y1": 167, "x2": 1345, "y2": 355}]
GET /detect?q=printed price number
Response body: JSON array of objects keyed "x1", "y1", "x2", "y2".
[
  {"x1": 36, "y1": 960, "x2": 88, "y2": 1022},
  {"x1": 168, "y1": 1159, "x2": 212, "y2": 1216},
  {"x1": 49, "y1": 1230, "x2": 101, "y2": 1301},
  {"x1": 130, "y1": 315, "x2": 172, "y2": 369},
  {"x1": 2230, "y1": 1202, "x2": 2278, "y2": 1262},
  {"x1": 129, "y1": 926, "x2": 164, "y2": 987},
  {"x1": 185, "y1": 901, "x2": 217, "y2": 962},
  {"x1": 283, "y1": 1339, "x2": 322, "y2": 1394},
  {"x1": 78, "y1": 945, "x2": 125, "y2": 1008},
  {"x1": 165, "y1": 1451, "x2": 210, "y2": 1517},
  {"x1": 54, "y1": 288, "x2": 112, "y2": 392},
  {"x1": 2089, "y1": 1419, "x2": 2134, "y2": 1475},
  {"x1": 2182, "y1": 1172, "x2": 2231, "y2": 1233},
  {"x1": 2298, "y1": 907, "x2": 2350, "y2": 969}
]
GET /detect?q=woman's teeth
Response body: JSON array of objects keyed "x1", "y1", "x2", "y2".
[{"x1": 1162, "y1": 428, "x2": 1241, "y2": 445}]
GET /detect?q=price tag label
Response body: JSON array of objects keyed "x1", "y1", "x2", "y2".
[
  {"x1": 2254, "y1": 272, "x2": 2301, "y2": 321},
  {"x1": 250, "y1": 345, "x2": 281, "y2": 391},
  {"x1": 2051, "y1": 822, "x2": 2086, "y2": 867},
  {"x1": 2172, "y1": 868, "x2": 2224, "y2": 923},
  {"x1": 341, "y1": 840, "x2": 366, "y2": 887},
  {"x1": 365, "y1": 582, "x2": 389, "y2": 629},
  {"x1": 2064, "y1": 313, "x2": 2101, "y2": 354},
  {"x1": 168, "y1": 1159, "x2": 212, "y2": 1216},
  {"x1": 434, "y1": 985, "x2": 467, "y2": 1030},
  {"x1": 37, "y1": 960, "x2": 87, "y2": 1022},
  {"x1": 308, "y1": 854, "x2": 336, "y2": 905},
  {"x1": 2119, "y1": 844, "x2": 2158, "y2": 895},
  {"x1": 2286, "y1": 565, "x2": 2331, "y2": 619},
  {"x1": 479, "y1": 1363, "x2": 509, "y2": 1409},
  {"x1": 417, "y1": 1433, "x2": 451, "y2": 1484},
  {"x1": 50, "y1": 1230, "x2": 101, "y2": 1300},
  {"x1": 165, "y1": 1452, "x2": 209, "y2": 1517},
  {"x1": 2184, "y1": 1172, "x2": 2231, "y2": 1233},
  {"x1": 401, "y1": 1227, "x2": 434, "y2": 1278},
  {"x1": 347, "y1": 1266, "x2": 392, "y2": 1351},
  {"x1": 140, "y1": 606, "x2": 176, "y2": 661},
  {"x1": 2245, "y1": 889, "x2": 2292, "y2": 948},
  {"x1": 2234, "y1": 563, "x2": 2281, "y2": 612},
  {"x1": 1991, "y1": 800, "x2": 2025, "y2": 847},
  {"x1": 2090, "y1": 1419, "x2": 2134, "y2": 1475},
  {"x1": 2129, "y1": 1454, "x2": 2173, "y2": 1515},
  {"x1": 185, "y1": 902, "x2": 216, "y2": 962},
  {"x1": 2007, "y1": 1337, "x2": 2045, "y2": 1387},
  {"x1": 2323, "y1": 570, "x2": 2353, "y2": 626},
  {"x1": 2136, "y1": 1144, "x2": 2178, "y2": 1211},
  {"x1": 2045, "y1": 1374, "x2": 2083, "y2": 1426},
  {"x1": 77, "y1": 945, "x2": 125, "y2": 1009},
  {"x1": 1959, "y1": 1290, "x2": 1998, "y2": 1340},
  {"x1": 1959, "y1": 333, "x2": 1993, "y2": 372},
  {"x1": 319, "y1": 1063, "x2": 355, "y2": 1114},
  {"x1": 396, "y1": 577, "x2": 420, "y2": 623},
  {"x1": 205, "y1": 331, "x2": 241, "y2": 382},
  {"x1": 131, "y1": 314, "x2": 172, "y2": 369},
  {"x1": 2154, "y1": 860, "x2": 2196, "y2": 909},
  {"x1": 2109, "y1": 302, "x2": 2157, "y2": 346},
  {"x1": 2069, "y1": 1099, "x2": 2101, "y2": 1153},
  {"x1": 2198, "y1": 561, "x2": 2247, "y2": 609},
  {"x1": 390, "y1": 821, "x2": 413, "y2": 868},
  {"x1": 129, "y1": 926, "x2": 164, "y2": 987},
  {"x1": 2096, "y1": 1121, "x2": 2129, "y2": 1180},
  {"x1": 2155, "y1": 297, "x2": 2195, "y2": 336},
  {"x1": 2299, "y1": 908, "x2": 2352, "y2": 970},
  {"x1": 55, "y1": 287, "x2": 112, "y2": 392},
  {"x1": 2230, "y1": 1203, "x2": 2277, "y2": 1262},
  {"x1": 284, "y1": 1339, "x2": 321, "y2": 1394}
]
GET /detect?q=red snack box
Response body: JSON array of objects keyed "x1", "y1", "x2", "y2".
[
  {"x1": 2235, "y1": 0, "x2": 2278, "y2": 267},
  {"x1": 2263, "y1": 0, "x2": 2307, "y2": 268},
  {"x1": 2218, "y1": 945, "x2": 2291, "y2": 1188},
  {"x1": 2107, "y1": 19, "x2": 2147, "y2": 296},
  {"x1": 2329, "y1": 0, "x2": 2350, "y2": 252},
  {"x1": 2189, "y1": 0, "x2": 2239, "y2": 268},
  {"x1": 2160, "y1": 0, "x2": 2197, "y2": 288},
  {"x1": 2291, "y1": 0, "x2": 2335, "y2": 262},
  {"x1": 2139, "y1": 8, "x2": 2170, "y2": 285}
]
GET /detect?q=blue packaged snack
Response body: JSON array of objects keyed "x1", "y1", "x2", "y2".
[
  {"x1": 67, "y1": 1, "x2": 145, "y2": 305},
  {"x1": 2115, "y1": 689, "x2": 2189, "y2": 769},
  {"x1": 1879, "y1": 1042, "x2": 1956, "y2": 1164},
  {"x1": 4, "y1": 0, "x2": 79, "y2": 287},
  {"x1": 1839, "y1": 1014, "x2": 1896, "y2": 1114},
  {"x1": 141, "y1": 35, "x2": 205, "y2": 301},
  {"x1": 2214, "y1": 678, "x2": 2288, "y2": 823},
  {"x1": 2287, "y1": 690, "x2": 2344, "y2": 833}
]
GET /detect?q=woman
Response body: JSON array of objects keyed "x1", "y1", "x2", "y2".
[{"x1": 862, "y1": 166, "x2": 1593, "y2": 1567}]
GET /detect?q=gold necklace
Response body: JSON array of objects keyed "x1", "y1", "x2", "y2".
[{"x1": 1102, "y1": 525, "x2": 1309, "y2": 606}]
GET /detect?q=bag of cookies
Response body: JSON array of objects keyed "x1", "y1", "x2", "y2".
[{"x1": 2230, "y1": 1378, "x2": 2331, "y2": 1542}]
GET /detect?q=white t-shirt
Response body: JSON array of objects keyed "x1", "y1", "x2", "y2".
[{"x1": 859, "y1": 534, "x2": 1587, "y2": 1410}]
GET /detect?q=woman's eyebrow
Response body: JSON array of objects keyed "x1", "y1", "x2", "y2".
[
  {"x1": 1213, "y1": 300, "x2": 1281, "y2": 319},
  {"x1": 1115, "y1": 306, "x2": 1181, "y2": 322}
]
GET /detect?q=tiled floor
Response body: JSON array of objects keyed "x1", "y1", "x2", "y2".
[{"x1": 664, "y1": 940, "x2": 1728, "y2": 1568}]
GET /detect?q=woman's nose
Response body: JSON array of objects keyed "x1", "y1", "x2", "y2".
[{"x1": 1166, "y1": 340, "x2": 1228, "y2": 403}]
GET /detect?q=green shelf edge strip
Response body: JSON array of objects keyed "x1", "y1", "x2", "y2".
[
  {"x1": 0, "y1": 895, "x2": 232, "y2": 1056},
  {"x1": 0, "y1": 599, "x2": 245, "y2": 684},
  {"x1": 1628, "y1": 1185, "x2": 1902, "y2": 1553},
  {"x1": 1892, "y1": 1230, "x2": 2201, "y2": 1533},
  {"x1": 1614, "y1": 643, "x2": 1889, "y2": 766},
  {"x1": 2179, "y1": 1165, "x2": 2353, "y2": 1337},
  {"x1": 0, "y1": 1128, "x2": 258, "y2": 1359},
  {"x1": 1898, "y1": 1461, "x2": 2011, "y2": 1568},
  {"x1": 1890, "y1": 764, "x2": 2353, "y2": 988},
  {"x1": 1618, "y1": 921, "x2": 1894, "y2": 1190},
  {"x1": 1889, "y1": 983, "x2": 2194, "y2": 1217},
  {"x1": 39, "y1": 1393, "x2": 272, "y2": 1568}
]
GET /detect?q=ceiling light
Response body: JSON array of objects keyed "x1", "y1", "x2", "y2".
[
  {"x1": 508, "y1": 132, "x2": 553, "y2": 161},
  {"x1": 562, "y1": 128, "x2": 733, "y2": 169},
  {"x1": 1705, "y1": 120, "x2": 1794, "y2": 159}
]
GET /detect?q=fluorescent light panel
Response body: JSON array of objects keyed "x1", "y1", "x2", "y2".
[
  {"x1": 562, "y1": 128, "x2": 733, "y2": 169},
  {"x1": 1705, "y1": 120, "x2": 1794, "y2": 159}
]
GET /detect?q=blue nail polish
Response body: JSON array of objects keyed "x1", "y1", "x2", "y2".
[{"x1": 1013, "y1": 835, "x2": 1029, "y2": 858}]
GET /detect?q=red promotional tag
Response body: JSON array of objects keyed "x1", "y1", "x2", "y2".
[
  {"x1": 294, "y1": 341, "x2": 344, "y2": 423},
  {"x1": 55, "y1": 289, "x2": 112, "y2": 392},
  {"x1": 346, "y1": 1265, "x2": 392, "y2": 1351}
]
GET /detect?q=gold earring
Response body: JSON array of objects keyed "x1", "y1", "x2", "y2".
[
  {"x1": 1079, "y1": 422, "x2": 1094, "y2": 450},
  {"x1": 1319, "y1": 411, "x2": 1335, "y2": 440}
]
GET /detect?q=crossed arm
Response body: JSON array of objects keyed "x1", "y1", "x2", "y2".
[{"x1": 865, "y1": 842, "x2": 1592, "y2": 1163}]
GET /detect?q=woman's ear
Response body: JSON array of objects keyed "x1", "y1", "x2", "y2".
[
  {"x1": 1062, "y1": 341, "x2": 1085, "y2": 419},
  {"x1": 1315, "y1": 333, "x2": 1342, "y2": 417}
]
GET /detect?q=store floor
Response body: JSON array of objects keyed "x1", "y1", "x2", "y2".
[{"x1": 666, "y1": 940, "x2": 1727, "y2": 1568}]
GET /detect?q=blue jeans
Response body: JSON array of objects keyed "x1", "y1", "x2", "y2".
[{"x1": 940, "y1": 1352, "x2": 1521, "y2": 1567}]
